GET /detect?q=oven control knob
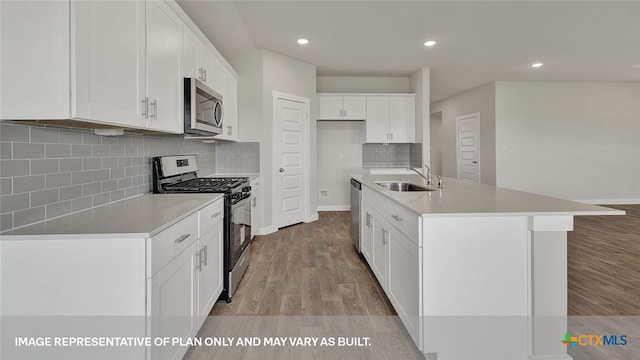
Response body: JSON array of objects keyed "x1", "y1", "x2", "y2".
[
  {"x1": 242, "y1": 186, "x2": 252, "y2": 192},
  {"x1": 231, "y1": 193, "x2": 240, "y2": 200}
]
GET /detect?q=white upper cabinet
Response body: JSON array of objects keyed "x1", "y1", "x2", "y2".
[
  {"x1": 214, "y1": 73, "x2": 238, "y2": 141},
  {"x1": 1, "y1": 0, "x2": 237, "y2": 136},
  {"x1": 365, "y1": 95, "x2": 415, "y2": 143},
  {"x1": 145, "y1": 0, "x2": 182, "y2": 133},
  {"x1": 318, "y1": 94, "x2": 366, "y2": 120},
  {"x1": 1, "y1": 1, "x2": 71, "y2": 120},
  {"x1": 183, "y1": 26, "x2": 227, "y2": 97}
]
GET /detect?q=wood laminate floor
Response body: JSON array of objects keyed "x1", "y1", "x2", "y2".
[
  {"x1": 568, "y1": 205, "x2": 640, "y2": 315},
  {"x1": 212, "y1": 211, "x2": 395, "y2": 316}
]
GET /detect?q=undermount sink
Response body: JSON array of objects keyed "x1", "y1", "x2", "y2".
[{"x1": 375, "y1": 181, "x2": 436, "y2": 192}]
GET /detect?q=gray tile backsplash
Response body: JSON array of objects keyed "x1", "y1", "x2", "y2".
[
  {"x1": 409, "y1": 143, "x2": 423, "y2": 168},
  {"x1": 0, "y1": 121, "x2": 218, "y2": 231},
  {"x1": 215, "y1": 142, "x2": 260, "y2": 173},
  {"x1": 363, "y1": 143, "x2": 422, "y2": 168}
]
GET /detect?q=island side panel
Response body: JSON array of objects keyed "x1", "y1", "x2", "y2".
[
  {"x1": 422, "y1": 216, "x2": 530, "y2": 360},
  {"x1": 529, "y1": 216, "x2": 573, "y2": 360}
]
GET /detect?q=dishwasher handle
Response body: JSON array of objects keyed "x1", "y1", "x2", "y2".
[{"x1": 350, "y1": 178, "x2": 361, "y2": 190}]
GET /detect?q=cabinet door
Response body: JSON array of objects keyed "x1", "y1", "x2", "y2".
[
  {"x1": 370, "y1": 210, "x2": 387, "y2": 289},
  {"x1": 365, "y1": 96, "x2": 390, "y2": 143},
  {"x1": 197, "y1": 220, "x2": 223, "y2": 324},
  {"x1": 389, "y1": 96, "x2": 415, "y2": 143},
  {"x1": 148, "y1": 244, "x2": 197, "y2": 360},
  {"x1": 146, "y1": 0, "x2": 182, "y2": 133},
  {"x1": 1, "y1": 1, "x2": 70, "y2": 120},
  {"x1": 182, "y1": 26, "x2": 200, "y2": 80},
  {"x1": 318, "y1": 96, "x2": 344, "y2": 119},
  {"x1": 207, "y1": 54, "x2": 227, "y2": 98},
  {"x1": 361, "y1": 204, "x2": 375, "y2": 264},
  {"x1": 71, "y1": 0, "x2": 145, "y2": 127},
  {"x1": 343, "y1": 96, "x2": 366, "y2": 120},
  {"x1": 387, "y1": 225, "x2": 420, "y2": 344},
  {"x1": 216, "y1": 73, "x2": 238, "y2": 141}
]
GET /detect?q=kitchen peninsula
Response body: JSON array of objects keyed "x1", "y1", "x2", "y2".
[{"x1": 351, "y1": 173, "x2": 623, "y2": 360}]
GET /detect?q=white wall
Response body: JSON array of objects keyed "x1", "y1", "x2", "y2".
[
  {"x1": 410, "y1": 68, "x2": 430, "y2": 169},
  {"x1": 431, "y1": 83, "x2": 497, "y2": 185},
  {"x1": 231, "y1": 49, "x2": 317, "y2": 233},
  {"x1": 316, "y1": 76, "x2": 410, "y2": 209},
  {"x1": 430, "y1": 112, "x2": 443, "y2": 175},
  {"x1": 317, "y1": 76, "x2": 410, "y2": 93},
  {"x1": 495, "y1": 82, "x2": 640, "y2": 203}
]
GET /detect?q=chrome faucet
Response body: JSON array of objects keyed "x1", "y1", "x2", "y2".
[{"x1": 408, "y1": 164, "x2": 432, "y2": 185}]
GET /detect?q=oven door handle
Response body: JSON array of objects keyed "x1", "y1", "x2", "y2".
[{"x1": 232, "y1": 196, "x2": 251, "y2": 208}]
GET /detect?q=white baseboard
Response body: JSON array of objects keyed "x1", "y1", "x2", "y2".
[
  {"x1": 304, "y1": 213, "x2": 319, "y2": 223},
  {"x1": 576, "y1": 198, "x2": 640, "y2": 205},
  {"x1": 255, "y1": 225, "x2": 277, "y2": 236},
  {"x1": 317, "y1": 205, "x2": 350, "y2": 211}
]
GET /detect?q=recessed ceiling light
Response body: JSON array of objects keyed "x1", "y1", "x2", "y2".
[
  {"x1": 632, "y1": 64, "x2": 640, "y2": 68},
  {"x1": 423, "y1": 40, "x2": 437, "y2": 47},
  {"x1": 531, "y1": 62, "x2": 544, "y2": 68},
  {"x1": 297, "y1": 38, "x2": 309, "y2": 45}
]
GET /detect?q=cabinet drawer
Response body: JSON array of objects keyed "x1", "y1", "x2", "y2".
[
  {"x1": 198, "y1": 199, "x2": 224, "y2": 237},
  {"x1": 149, "y1": 213, "x2": 198, "y2": 276},
  {"x1": 362, "y1": 186, "x2": 387, "y2": 211},
  {"x1": 385, "y1": 201, "x2": 419, "y2": 245}
]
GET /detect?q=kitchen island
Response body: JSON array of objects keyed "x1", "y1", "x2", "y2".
[{"x1": 351, "y1": 174, "x2": 623, "y2": 360}]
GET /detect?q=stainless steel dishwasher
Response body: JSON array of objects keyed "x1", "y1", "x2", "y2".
[{"x1": 350, "y1": 178, "x2": 361, "y2": 252}]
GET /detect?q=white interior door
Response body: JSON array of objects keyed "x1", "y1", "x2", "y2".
[
  {"x1": 274, "y1": 94, "x2": 309, "y2": 228},
  {"x1": 457, "y1": 113, "x2": 480, "y2": 183}
]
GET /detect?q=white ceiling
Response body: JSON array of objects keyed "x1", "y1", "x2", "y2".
[{"x1": 178, "y1": 0, "x2": 640, "y2": 102}]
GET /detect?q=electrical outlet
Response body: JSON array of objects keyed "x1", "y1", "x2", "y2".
[{"x1": 320, "y1": 190, "x2": 328, "y2": 197}]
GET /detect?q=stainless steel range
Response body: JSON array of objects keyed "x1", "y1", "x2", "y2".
[{"x1": 152, "y1": 155, "x2": 251, "y2": 302}]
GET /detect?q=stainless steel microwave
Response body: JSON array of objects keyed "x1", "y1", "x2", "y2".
[{"x1": 184, "y1": 78, "x2": 223, "y2": 136}]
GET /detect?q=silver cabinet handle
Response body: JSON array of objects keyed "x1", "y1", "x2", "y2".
[
  {"x1": 203, "y1": 68, "x2": 207, "y2": 82},
  {"x1": 141, "y1": 97, "x2": 148, "y2": 118},
  {"x1": 199, "y1": 245, "x2": 207, "y2": 267},
  {"x1": 252, "y1": 197, "x2": 257, "y2": 208},
  {"x1": 150, "y1": 100, "x2": 157, "y2": 119},
  {"x1": 381, "y1": 228, "x2": 388, "y2": 245},
  {"x1": 226, "y1": 126, "x2": 232, "y2": 135},
  {"x1": 279, "y1": 168, "x2": 285, "y2": 173},
  {"x1": 390, "y1": 133, "x2": 393, "y2": 140},
  {"x1": 210, "y1": 212, "x2": 222, "y2": 219},
  {"x1": 365, "y1": 213, "x2": 372, "y2": 227},
  {"x1": 198, "y1": 67, "x2": 204, "y2": 81},
  {"x1": 391, "y1": 214, "x2": 402, "y2": 222},
  {"x1": 174, "y1": 233, "x2": 190, "y2": 244},
  {"x1": 194, "y1": 252, "x2": 201, "y2": 272}
]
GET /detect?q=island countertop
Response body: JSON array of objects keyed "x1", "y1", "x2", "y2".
[
  {"x1": 0, "y1": 193, "x2": 224, "y2": 239},
  {"x1": 351, "y1": 174, "x2": 624, "y2": 217}
]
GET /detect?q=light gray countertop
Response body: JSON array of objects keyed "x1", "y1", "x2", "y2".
[
  {"x1": 351, "y1": 174, "x2": 624, "y2": 217},
  {"x1": 0, "y1": 194, "x2": 223, "y2": 239}
]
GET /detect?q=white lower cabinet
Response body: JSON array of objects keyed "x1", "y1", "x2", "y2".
[
  {"x1": 197, "y1": 216, "x2": 224, "y2": 324},
  {"x1": 361, "y1": 187, "x2": 422, "y2": 350},
  {"x1": 148, "y1": 242, "x2": 198, "y2": 360},
  {"x1": 386, "y1": 225, "x2": 420, "y2": 345}
]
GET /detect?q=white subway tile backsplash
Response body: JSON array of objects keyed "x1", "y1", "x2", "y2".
[
  {"x1": 13, "y1": 206, "x2": 45, "y2": 228},
  {"x1": 0, "y1": 178, "x2": 12, "y2": 195},
  {"x1": 31, "y1": 127, "x2": 60, "y2": 143},
  {"x1": 46, "y1": 173, "x2": 71, "y2": 189},
  {"x1": 0, "y1": 193, "x2": 30, "y2": 212},
  {"x1": 71, "y1": 171, "x2": 93, "y2": 185},
  {"x1": 71, "y1": 144, "x2": 92, "y2": 157}
]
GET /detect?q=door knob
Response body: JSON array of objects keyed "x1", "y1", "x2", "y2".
[
  {"x1": 279, "y1": 168, "x2": 285, "y2": 173},
  {"x1": 472, "y1": 161, "x2": 478, "y2": 164}
]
